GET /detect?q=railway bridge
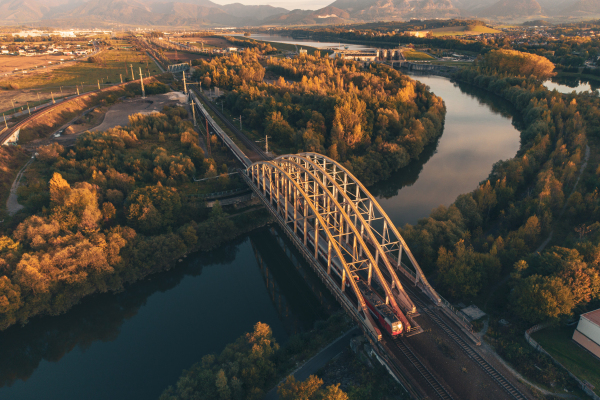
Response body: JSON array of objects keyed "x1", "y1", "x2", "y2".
[{"x1": 240, "y1": 153, "x2": 440, "y2": 342}]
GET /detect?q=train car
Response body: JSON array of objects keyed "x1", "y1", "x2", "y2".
[{"x1": 357, "y1": 280, "x2": 403, "y2": 336}]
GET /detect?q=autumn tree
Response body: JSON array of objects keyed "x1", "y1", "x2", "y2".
[{"x1": 481, "y1": 49, "x2": 555, "y2": 79}]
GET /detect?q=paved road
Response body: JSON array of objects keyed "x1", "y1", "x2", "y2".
[{"x1": 265, "y1": 327, "x2": 360, "y2": 400}]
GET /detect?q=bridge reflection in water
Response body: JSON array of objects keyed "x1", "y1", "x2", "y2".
[{"x1": 250, "y1": 227, "x2": 337, "y2": 336}]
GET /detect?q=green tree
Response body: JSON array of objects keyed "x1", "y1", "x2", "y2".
[{"x1": 511, "y1": 275, "x2": 575, "y2": 323}]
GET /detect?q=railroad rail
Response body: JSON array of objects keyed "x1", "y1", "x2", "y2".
[
  {"x1": 189, "y1": 86, "x2": 270, "y2": 163},
  {"x1": 405, "y1": 287, "x2": 528, "y2": 400},
  {"x1": 189, "y1": 89, "x2": 252, "y2": 167},
  {"x1": 389, "y1": 338, "x2": 455, "y2": 400}
]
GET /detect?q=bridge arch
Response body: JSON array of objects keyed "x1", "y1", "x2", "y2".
[
  {"x1": 247, "y1": 161, "x2": 385, "y2": 340},
  {"x1": 276, "y1": 154, "x2": 417, "y2": 315},
  {"x1": 297, "y1": 153, "x2": 441, "y2": 305}
]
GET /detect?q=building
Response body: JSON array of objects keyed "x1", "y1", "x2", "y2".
[
  {"x1": 299, "y1": 48, "x2": 307, "y2": 55},
  {"x1": 405, "y1": 31, "x2": 430, "y2": 38},
  {"x1": 573, "y1": 309, "x2": 600, "y2": 358},
  {"x1": 331, "y1": 50, "x2": 378, "y2": 62}
]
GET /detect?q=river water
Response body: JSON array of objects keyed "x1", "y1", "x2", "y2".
[
  {"x1": 371, "y1": 74, "x2": 522, "y2": 226},
  {"x1": 0, "y1": 73, "x2": 523, "y2": 399},
  {"x1": 544, "y1": 75, "x2": 600, "y2": 94},
  {"x1": 240, "y1": 33, "x2": 374, "y2": 51}
]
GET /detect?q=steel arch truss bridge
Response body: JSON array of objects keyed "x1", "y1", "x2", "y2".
[{"x1": 241, "y1": 153, "x2": 442, "y2": 342}]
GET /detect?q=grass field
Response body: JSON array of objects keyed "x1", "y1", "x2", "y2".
[
  {"x1": 0, "y1": 49, "x2": 161, "y2": 92},
  {"x1": 425, "y1": 25, "x2": 502, "y2": 37},
  {"x1": 532, "y1": 326, "x2": 600, "y2": 395},
  {"x1": 403, "y1": 50, "x2": 435, "y2": 60}
]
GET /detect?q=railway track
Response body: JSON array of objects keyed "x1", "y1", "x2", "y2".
[
  {"x1": 0, "y1": 99, "x2": 68, "y2": 145},
  {"x1": 406, "y1": 290, "x2": 528, "y2": 400},
  {"x1": 191, "y1": 87, "x2": 271, "y2": 162},
  {"x1": 387, "y1": 337, "x2": 455, "y2": 400}
]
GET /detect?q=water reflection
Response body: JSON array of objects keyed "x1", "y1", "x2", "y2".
[
  {"x1": 0, "y1": 239, "x2": 240, "y2": 389},
  {"x1": 0, "y1": 231, "x2": 322, "y2": 400},
  {"x1": 372, "y1": 75, "x2": 522, "y2": 226},
  {"x1": 241, "y1": 34, "x2": 374, "y2": 51},
  {"x1": 544, "y1": 76, "x2": 600, "y2": 93}
]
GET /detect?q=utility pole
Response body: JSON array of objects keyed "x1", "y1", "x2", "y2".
[
  {"x1": 120, "y1": 74, "x2": 123, "y2": 84},
  {"x1": 206, "y1": 118, "x2": 211, "y2": 156},
  {"x1": 130, "y1": 64, "x2": 134, "y2": 81},
  {"x1": 139, "y1": 67, "x2": 145, "y2": 98},
  {"x1": 77, "y1": 87, "x2": 79, "y2": 96},
  {"x1": 51, "y1": 92, "x2": 55, "y2": 104},
  {"x1": 98, "y1": 79, "x2": 101, "y2": 90},
  {"x1": 190, "y1": 100, "x2": 197, "y2": 126},
  {"x1": 3, "y1": 114, "x2": 7, "y2": 129},
  {"x1": 183, "y1": 71, "x2": 187, "y2": 94},
  {"x1": 265, "y1": 135, "x2": 270, "y2": 153},
  {"x1": 27, "y1": 103, "x2": 30, "y2": 115}
]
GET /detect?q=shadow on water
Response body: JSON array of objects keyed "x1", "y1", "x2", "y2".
[
  {"x1": 251, "y1": 226, "x2": 339, "y2": 323},
  {"x1": 452, "y1": 80, "x2": 524, "y2": 128},
  {"x1": 0, "y1": 238, "x2": 242, "y2": 389},
  {"x1": 549, "y1": 75, "x2": 600, "y2": 91},
  {"x1": 0, "y1": 229, "x2": 327, "y2": 395},
  {"x1": 369, "y1": 77, "x2": 523, "y2": 200}
]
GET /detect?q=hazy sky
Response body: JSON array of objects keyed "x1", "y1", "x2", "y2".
[{"x1": 210, "y1": 0, "x2": 330, "y2": 10}]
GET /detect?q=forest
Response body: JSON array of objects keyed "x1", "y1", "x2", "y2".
[
  {"x1": 161, "y1": 315, "x2": 401, "y2": 400},
  {"x1": 0, "y1": 107, "x2": 271, "y2": 331},
  {"x1": 193, "y1": 49, "x2": 446, "y2": 185},
  {"x1": 387, "y1": 55, "x2": 600, "y2": 387}
]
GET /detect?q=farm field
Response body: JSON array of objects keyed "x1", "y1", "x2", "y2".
[
  {"x1": 162, "y1": 50, "x2": 207, "y2": 64},
  {"x1": 0, "y1": 88, "x2": 77, "y2": 114},
  {"x1": 184, "y1": 36, "x2": 230, "y2": 49},
  {"x1": 532, "y1": 326, "x2": 600, "y2": 396},
  {"x1": 402, "y1": 50, "x2": 435, "y2": 60},
  {"x1": 0, "y1": 49, "x2": 161, "y2": 92},
  {"x1": 424, "y1": 25, "x2": 502, "y2": 36},
  {"x1": 0, "y1": 54, "x2": 76, "y2": 75}
]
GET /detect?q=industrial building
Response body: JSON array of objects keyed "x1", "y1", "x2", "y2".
[{"x1": 573, "y1": 309, "x2": 600, "y2": 358}]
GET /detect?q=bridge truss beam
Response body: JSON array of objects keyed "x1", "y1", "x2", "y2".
[
  {"x1": 296, "y1": 153, "x2": 441, "y2": 306},
  {"x1": 242, "y1": 153, "x2": 443, "y2": 340},
  {"x1": 242, "y1": 161, "x2": 384, "y2": 342}
]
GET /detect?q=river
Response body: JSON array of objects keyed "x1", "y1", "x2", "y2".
[
  {"x1": 239, "y1": 33, "x2": 374, "y2": 51},
  {"x1": 544, "y1": 75, "x2": 600, "y2": 94},
  {"x1": 371, "y1": 74, "x2": 522, "y2": 226},
  {"x1": 0, "y1": 74, "x2": 523, "y2": 399}
]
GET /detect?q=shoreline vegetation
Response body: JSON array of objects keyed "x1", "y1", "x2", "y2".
[
  {"x1": 395, "y1": 51, "x2": 600, "y2": 394},
  {"x1": 192, "y1": 48, "x2": 446, "y2": 185},
  {"x1": 0, "y1": 103, "x2": 272, "y2": 332}
]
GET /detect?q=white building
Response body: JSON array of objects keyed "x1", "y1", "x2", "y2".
[{"x1": 573, "y1": 309, "x2": 600, "y2": 359}]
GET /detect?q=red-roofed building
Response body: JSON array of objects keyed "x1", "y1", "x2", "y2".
[{"x1": 573, "y1": 309, "x2": 600, "y2": 359}]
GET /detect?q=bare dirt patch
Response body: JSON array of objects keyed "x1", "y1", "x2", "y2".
[
  {"x1": 0, "y1": 54, "x2": 76, "y2": 75},
  {"x1": 162, "y1": 51, "x2": 208, "y2": 64},
  {"x1": 182, "y1": 36, "x2": 230, "y2": 49},
  {"x1": 91, "y1": 92, "x2": 188, "y2": 132}
]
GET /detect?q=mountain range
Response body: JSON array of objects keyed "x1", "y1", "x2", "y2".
[{"x1": 1, "y1": 0, "x2": 599, "y2": 27}]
